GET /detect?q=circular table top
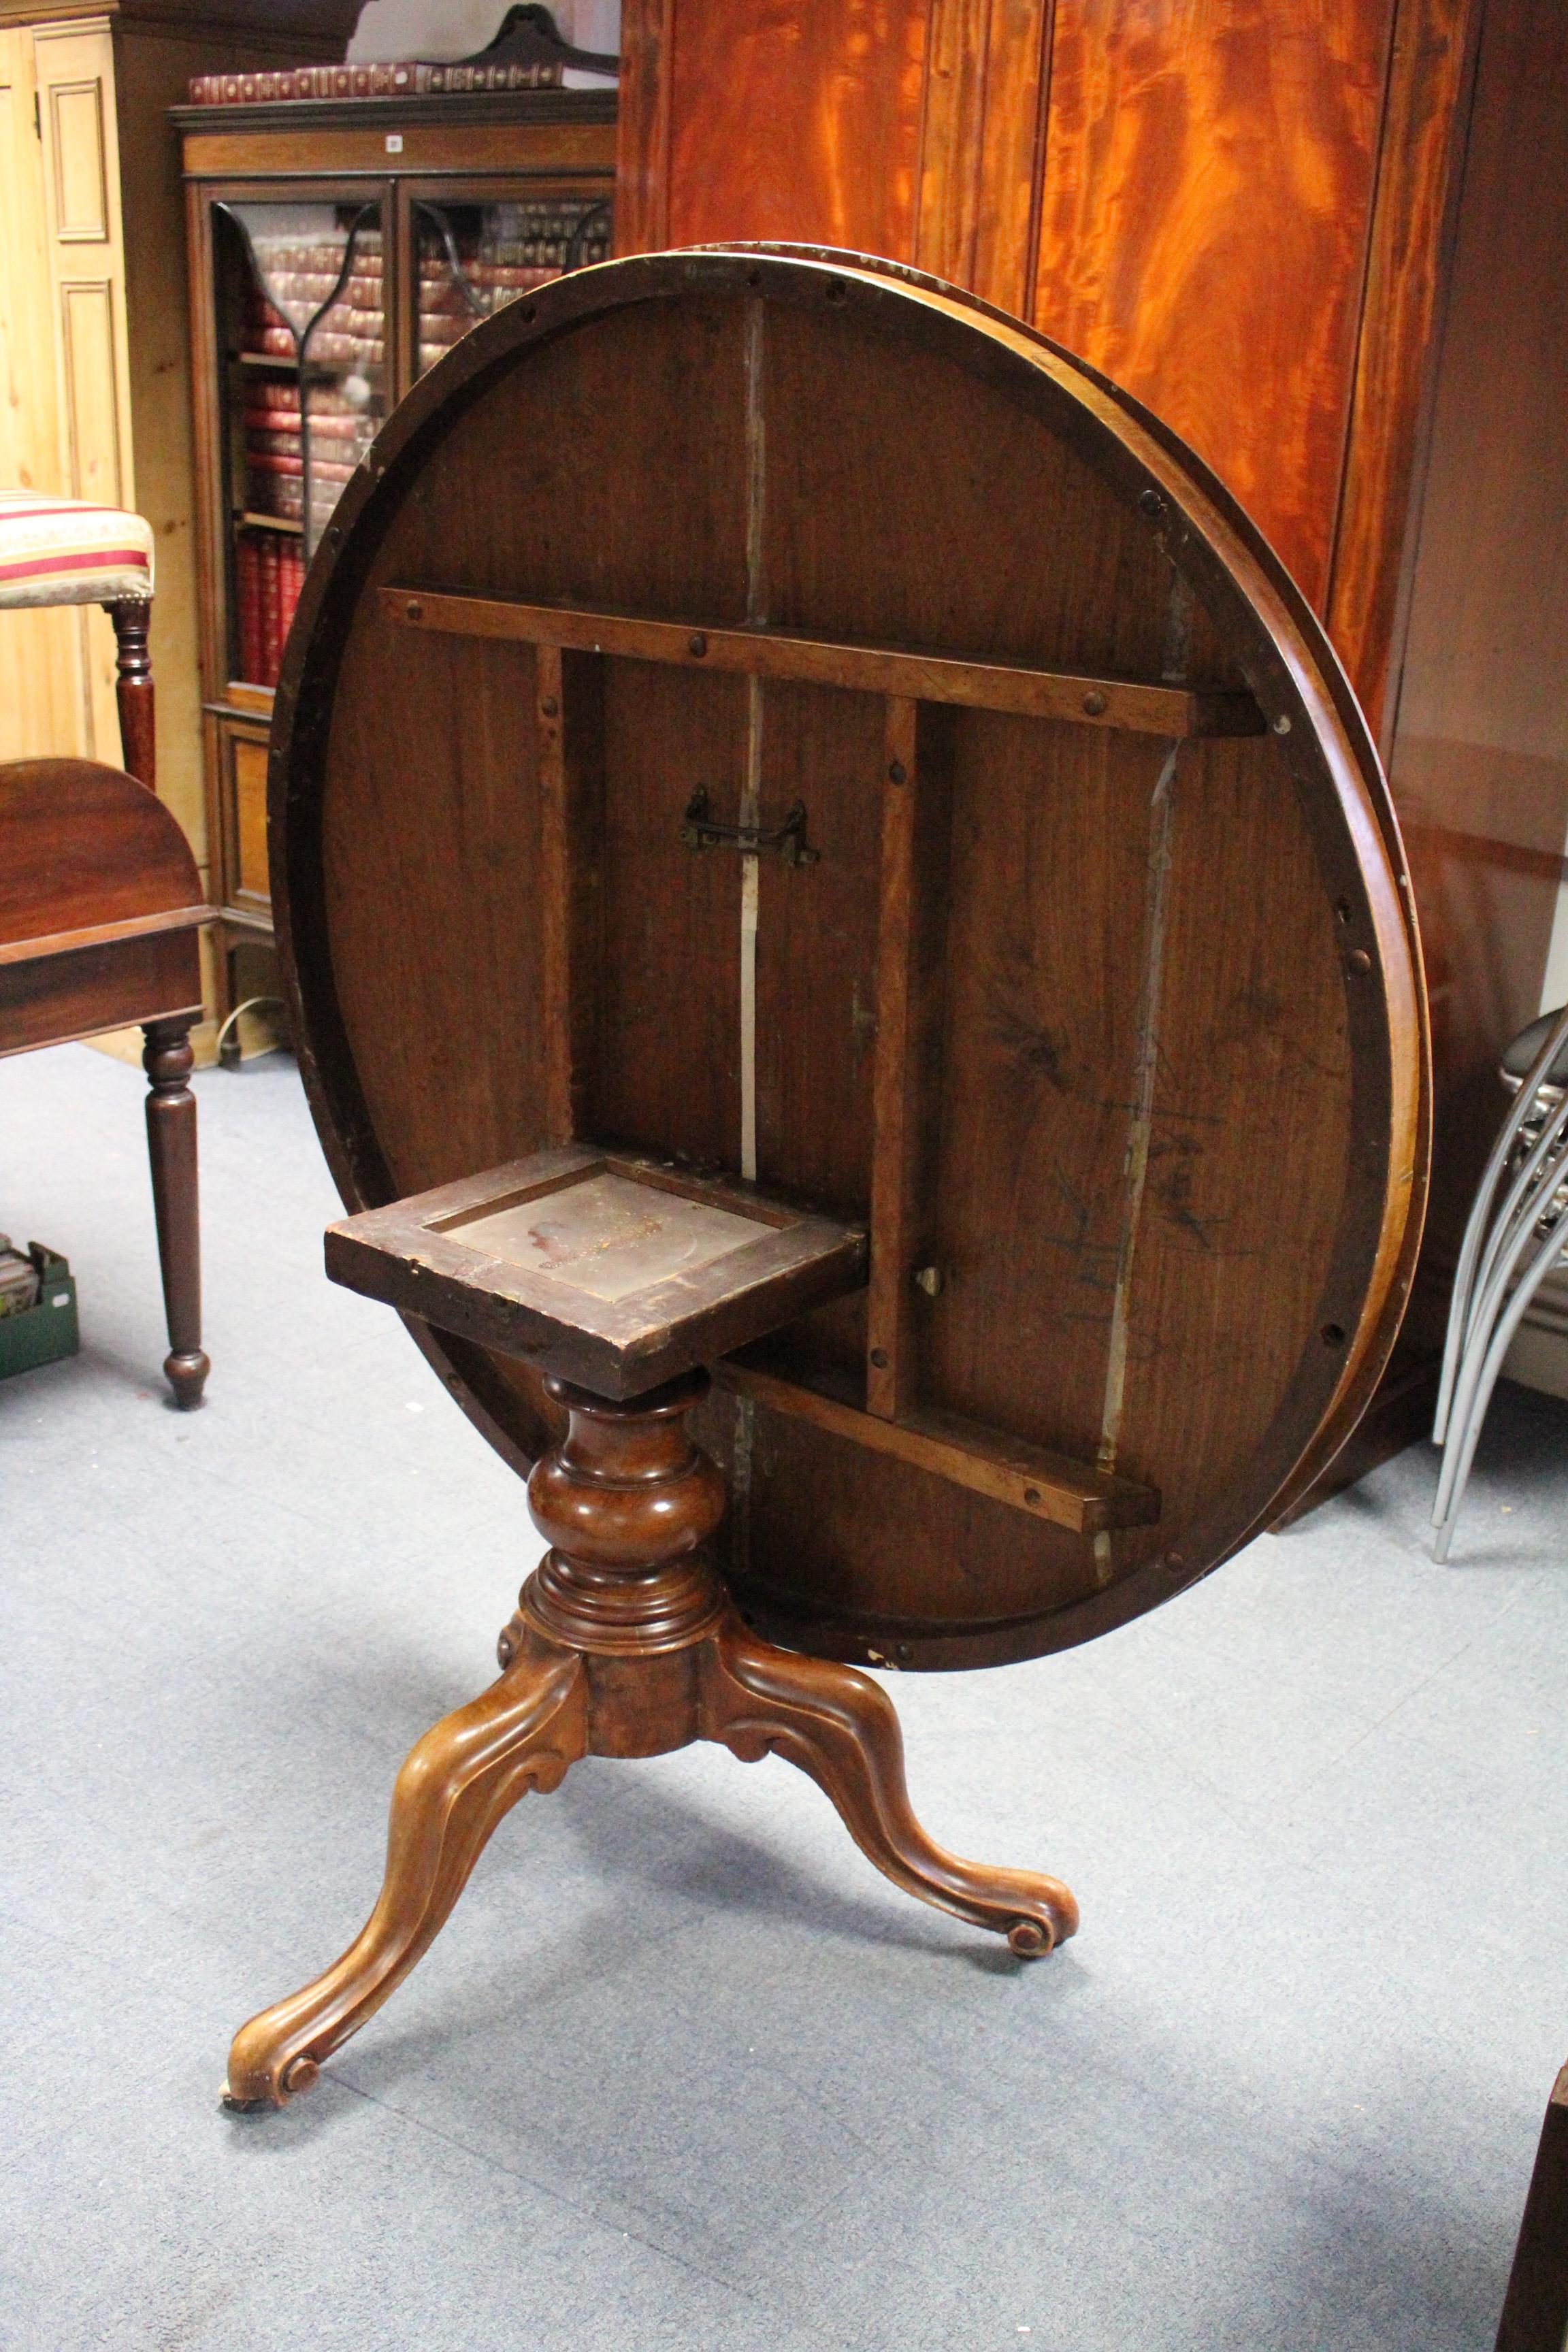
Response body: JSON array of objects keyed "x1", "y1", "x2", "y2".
[{"x1": 272, "y1": 245, "x2": 1428, "y2": 1669}]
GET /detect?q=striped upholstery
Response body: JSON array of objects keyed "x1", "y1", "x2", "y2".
[{"x1": 0, "y1": 491, "x2": 154, "y2": 610}]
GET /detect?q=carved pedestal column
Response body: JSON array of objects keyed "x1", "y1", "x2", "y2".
[{"x1": 225, "y1": 1371, "x2": 1075, "y2": 2110}]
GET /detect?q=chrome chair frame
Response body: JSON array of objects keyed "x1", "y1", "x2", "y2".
[{"x1": 1431, "y1": 1002, "x2": 1568, "y2": 1558}]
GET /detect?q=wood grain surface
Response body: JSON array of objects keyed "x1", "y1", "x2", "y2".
[
  {"x1": 664, "y1": 1, "x2": 927, "y2": 255},
  {"x1": 1032, "y1": 0, "x2": 1396, "y2": 607},
  {"x1": 272, "y1": 249, "x2": 1425, "y2": 1669},
  {"x1": 0, "y1": 757, "x2": 201, "y2": 949}
]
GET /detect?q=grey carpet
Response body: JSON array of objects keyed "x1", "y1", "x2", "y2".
[{"x1": 2, "y1": 1040, "x2": 1565, "y2": 2351}]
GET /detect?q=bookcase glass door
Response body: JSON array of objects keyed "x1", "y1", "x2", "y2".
[
  {"x1": 213, "y1": 199, "x2": 388, "y2": 687},
  {"x1": 410, "y1": 195, "x2": 610, "y2": 381}
]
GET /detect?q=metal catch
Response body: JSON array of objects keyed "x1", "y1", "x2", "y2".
[{"x1": 680, "y1": 787, "x2": 819, "y2": 866}]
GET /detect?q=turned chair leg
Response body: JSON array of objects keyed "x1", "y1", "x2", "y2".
[
  {"x1": 142, "y1": 1019, "x2": 209, "y2": 1409},
  {"x1": 699, "y1": 1611, "x2": 1078, "y2": 1955},
  {"x1": 224, "y1": 1634, "x2": 589, "y2": 2110},
  {"x1": 105, "y1": 597, "x2": 154, "y2": 790}
]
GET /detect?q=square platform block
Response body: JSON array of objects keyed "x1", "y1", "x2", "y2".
[{"x1": 325, "y1": 1147, "x2": 868, "y2": 1399}]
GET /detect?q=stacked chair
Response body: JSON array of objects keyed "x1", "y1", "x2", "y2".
[{"x1": 1431, "y1": 1004, "x2": 1568, "y2": 1558}]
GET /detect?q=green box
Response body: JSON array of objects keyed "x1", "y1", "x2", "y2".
[{"x1": 0, "y1": 1244, "x2": 80, "y2": 1382}]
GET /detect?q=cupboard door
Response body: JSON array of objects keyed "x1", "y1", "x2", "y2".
[
  {"x1": 218, "y1": 719, "x2": 273, "y2": 918},
  {"x1": 31, "y1": 20, "x2": 135, "y2": 766},
  {"x1": 0, "y1": 29, "x2": 81, "y2": 764}
]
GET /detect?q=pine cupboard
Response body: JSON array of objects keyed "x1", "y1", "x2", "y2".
[{"x1": 177, "y1": 89, "x2": 617, "y2": 1025}]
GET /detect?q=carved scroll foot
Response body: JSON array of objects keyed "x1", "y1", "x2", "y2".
[
  {"x1": 223, "y1": 1634, "x2": 588, "y2": 2111},
  {"x1": 700, "y1": 1612, "x2": 1077, "y2": 1955}
]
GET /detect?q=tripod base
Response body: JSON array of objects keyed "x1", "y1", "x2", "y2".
[{"x1": 224, "y1": 1373, "x2": 1077, "y2": 2112}]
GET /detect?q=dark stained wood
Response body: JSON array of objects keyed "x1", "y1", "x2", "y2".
[
  {"x1": 0, "y1": 755, "x2": 208, "y2": 1407},
  {"x1": 752, "y1": 678, "x2": 881, "y2": 1215},
  {"x1": 142, "y1": 1017, "x2": 210, "y2": 1408},
  {"x1": 867, "y1": 696, "x2": 945, "y2": 1419},
  {"x1": 0, "y1": 927, "x2": 202, "y2": 1058},
  {"x1": 0, "y1": 757, "x2": 201, "y2": 949},
  {"x1": 1272, "y1": 1333, "x2": 1438, "y2": 1526},
  {"x1": 106, "y1": 600, "x2": 156, "y2": 790},
  {"x1": 7, "y1": 0, "x2": 359, "y2": 38},
  {"x1": 223, "y1": 1367, "x2": 1076, "y2": 2110},
  {"x1": 1496, "y1": 2061, "x2": 1568, "y2": 2352},
  {"x1": 323, "y1": 1147, "x2": 869, "y2": 1400},
  {"x1": 591, "y1": 658, "x2": 748, "y2": 1171},
  {"x1": 270, "y1": 248, "x2": 1425, "y2": 1669},
  {"x1": 176, "y1": 112, "x2": 615, "y2": 181},
  {"x1": 721, "y1": 1354, "x2": 1158, "y2": 1536},
  {"x1": 536, "y1": 644, "x2": 605, "y2": 1147},
  {"x1": 386, "y1": 585, "x2": 1264, "y2": 736},
  {"x1": 1325, "y1": 0, "x2": 1483, "y2": 738}
]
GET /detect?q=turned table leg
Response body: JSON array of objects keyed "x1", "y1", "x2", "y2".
[
  {"x1": 105, "y1": 598, "x2": 154, "y2": 790},
  {"x1": 142, "y1": 1018, "x2": 209, "y2": 1409}
]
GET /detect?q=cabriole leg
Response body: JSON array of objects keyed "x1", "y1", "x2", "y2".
[
  {"x1": 142, "y1": 1018, "x2": 209, "y2": 1409},
  {"x1": 223, "y1": 1635, "x2": 588, "y2": 2110},
  {"x1": 699, "y1": 1612, "x2": 1077, "y2": 1955}
]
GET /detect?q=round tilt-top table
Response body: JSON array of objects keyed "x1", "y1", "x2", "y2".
[{"x1": 223, "y1": 246, "x2": 1428, "y2": 2110}]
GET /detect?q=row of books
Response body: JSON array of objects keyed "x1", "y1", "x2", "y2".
[
  {"x1": 416, "y1": 255, "x2": 558, "y2": 372},
  {"x1": 189, "y1": 61, "x2": 568, "y2": 105},
  {"x1": 412, "y1": 203, "x2": 609, "y2": 374},
  {"x1": 235, "y1": 530, "x2": 306, "y2": 689},
  {"x1": 239, "y1": 379, "x2": 376, "y2": 529},
  {"x1": 242, "y1": 237, "x2": 387, "y2": 374}
]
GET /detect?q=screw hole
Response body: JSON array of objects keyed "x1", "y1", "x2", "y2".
[
  {"x1": 688, "y1": 632, "x2": 707, "y2": 657},
  {"x1": 888, "y1": 760, "x2": 906, "y2": 784},
  {"x1": 826, "y1": 279, "x2": 847, "y2": 304},
  {"x1": 869, "y1": 1347, "x2": 888, "y2": 1369},
  {"x1": 521, "y1": 302, "x2": 537, "y2": 322},
  {"x1": 1024, "y1": 1486, "x2": 1042, "y2": 1506},
  {"x1": 1335, "y1": 896, "x2": 1352, "y2": 923},
  {"x1": 1322, "y1": 1322, "x2": 1346, "y2": 1347},
  {"x1": 747, "y1": 268, "x2": 762, "y2": 287}
]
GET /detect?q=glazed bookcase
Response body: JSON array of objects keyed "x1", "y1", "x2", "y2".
[{"x1": 177, "y1": 89, "x2": 616, "y2": 1022}]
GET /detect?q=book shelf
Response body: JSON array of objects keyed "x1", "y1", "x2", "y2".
[{"x1": 178, "y1": 89, "x2": 617, "y2": 1024}]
